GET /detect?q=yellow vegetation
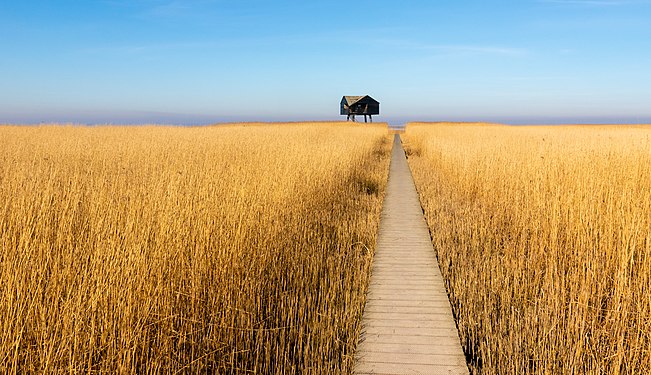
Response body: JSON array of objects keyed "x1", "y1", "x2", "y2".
[
  {"x1": 404, "y1": 123, "x2": 651, "y2": 374},
  {"x1": 0, "y1": 123, "x2": 391, "y2": 373}
]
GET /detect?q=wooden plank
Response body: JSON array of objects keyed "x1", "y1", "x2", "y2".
[
  {"x1": 355, "y1": 363, "x2": 468, "y2": 375},
  {"x1": 364, "y1": 300, "x2": 451, "y2": 309},
  {"x1": 356, "y1": 352, "x2": 466, "y2": 366},
  {"x1": 356, "y1": 342, "x2": 465, "y2": 354},
  {"x1": 362, "y1": 319, "x2": 456, "y2": 329},
  {"x1": 354, "y1": 134, "x2": 468, "y2": 375},
  {"x1": 362, "y1": 305, "x2": 458, "y2": 314},
  {"x1": 357, "y1": 333, "x2": 461, "y2": 346}
]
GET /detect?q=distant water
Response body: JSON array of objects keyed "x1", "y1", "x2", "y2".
[{"x1": 3, "y1": 111, "x2": 650, "y2": 127}]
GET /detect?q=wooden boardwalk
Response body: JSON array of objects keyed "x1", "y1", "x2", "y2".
[{"x1": 354, "y1": 135, "x2": 468, "y2": 375}]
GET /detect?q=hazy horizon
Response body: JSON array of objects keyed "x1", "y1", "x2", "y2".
[{"x1": 3, "y1": 111, "x2": 651, "y2": 127}]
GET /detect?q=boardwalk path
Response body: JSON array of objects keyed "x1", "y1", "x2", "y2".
[{"x1": 354, "y1": 135, "x2": 468, "y2": 375}]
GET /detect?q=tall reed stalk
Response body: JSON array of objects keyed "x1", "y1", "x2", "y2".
[
  {"x1": 0, "y1": 123, "x2": 391, "y2": 373},
  {"x1": 404, "y1": 123, "x2": 651, "y2": 374}
]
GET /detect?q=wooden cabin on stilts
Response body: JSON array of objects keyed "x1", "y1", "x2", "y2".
[{"x1": 340, "y1": 95, "x2": 380, "y2": 123}]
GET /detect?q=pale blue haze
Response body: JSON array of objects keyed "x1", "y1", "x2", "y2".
[{"x1": 1, "y1": 0, "x2": 651, "y2": 125}]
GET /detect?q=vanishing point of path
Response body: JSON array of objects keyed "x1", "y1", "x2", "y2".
[{"x1": 354, "y1": 135, "x2": 468, "y2": 375}]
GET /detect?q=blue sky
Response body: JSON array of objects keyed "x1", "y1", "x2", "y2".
[{"x1": 1, "y1": 0, "x2": 651, "y2": 125}]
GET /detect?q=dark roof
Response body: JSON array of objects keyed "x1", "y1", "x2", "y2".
[
  {"x1": 342, "y1": 95, "x2": 378, "y2": 106},
  {"x1": 343, "y1": 96, "x2": 364, "y2": 105}
]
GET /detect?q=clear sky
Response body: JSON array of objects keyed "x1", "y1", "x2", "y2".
[{"x1": 2, "y1": 0, "x2": 651, "y2": 125}]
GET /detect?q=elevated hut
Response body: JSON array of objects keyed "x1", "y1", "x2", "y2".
[{"x1": 340, "y1": 95, "x2": 379, "y2": 122}]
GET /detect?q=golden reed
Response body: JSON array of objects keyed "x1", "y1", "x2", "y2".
[
  {"x1": 0, "y1": 123, "x2": 391, "y2": 373},
  {"x1": 404, "y1": 123, "x2": 651, "y2": 374}
]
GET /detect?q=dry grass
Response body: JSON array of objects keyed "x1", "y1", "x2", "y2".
[
  {"x1": 404, "y1": 123, "x2": 651, "y2": 374},
  {"x1": 0, "y1": 122, "x2": 391, "y2": 373}
]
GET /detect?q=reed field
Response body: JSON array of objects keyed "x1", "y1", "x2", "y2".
[
  {"x1": 0, "y1": 123, "x2": 391, "y2": 373},
  {"x1": 404, "y1": 123, "x2": 651, "y2": 374}
]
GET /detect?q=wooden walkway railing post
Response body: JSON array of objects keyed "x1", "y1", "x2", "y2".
[{"x1": 354, "y1": 134, "x2": 468, "y2": 375}]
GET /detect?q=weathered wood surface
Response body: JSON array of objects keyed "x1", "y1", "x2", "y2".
[{"x1": 354, "y1": 135, "x2": 468, "y2": 375}]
